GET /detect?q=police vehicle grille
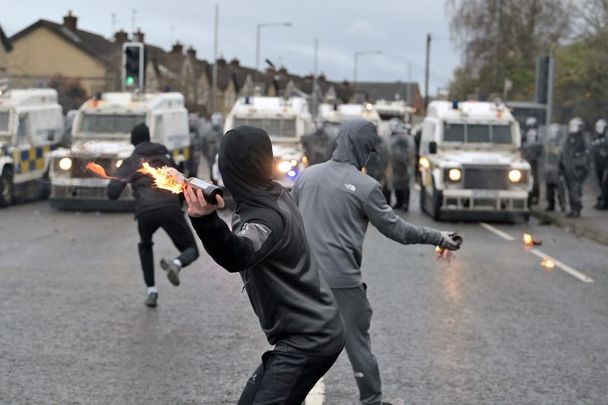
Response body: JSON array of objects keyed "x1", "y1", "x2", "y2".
[{"x1": 463, "y1": 167, "x2": 509, "y2": 189}]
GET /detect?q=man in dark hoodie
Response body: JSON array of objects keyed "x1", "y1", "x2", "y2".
[
  {"x1": 183, "y1": 125, "x2": 345, "y2": 404},
  {"x1": 107, "y1": 123, "x2": 199, "y2": 307},
  {"x1": 292, "y1": 119, "x2": 462, "y2": 405}
]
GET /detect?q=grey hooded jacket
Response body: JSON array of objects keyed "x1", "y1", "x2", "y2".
[{"x1": 292, "y1": 120, "x2": 443, "y2": 288}]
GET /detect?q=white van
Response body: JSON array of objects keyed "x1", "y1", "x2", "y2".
[
  {"x1": 49, "y1": 92, "x2": 193, "y2": 210},
  {"x1": 419, "y1": 100, "x2": 532, "y2": 221},
  {"x1": 0, "y1": 89, "x2": 64, "y2": 207}
]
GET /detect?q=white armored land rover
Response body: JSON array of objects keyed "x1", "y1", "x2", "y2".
[
  {"x1": 49, "y1": 92, "x2": 192, "y2": 210},
  {"x1": 418, "y1": 100, "x2": 532, "y2": 221}
]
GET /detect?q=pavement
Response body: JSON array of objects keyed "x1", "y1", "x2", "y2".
[
  {"x1": 531, "y1": 181, "x2": 608, "y2": 246},
  {"x1": 2, "y1": 194, "x2": 608, "y2": 404}
]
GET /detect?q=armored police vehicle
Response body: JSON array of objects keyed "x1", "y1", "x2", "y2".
[
  {"x1": 220, "y1": 95, "x2": 313, "y2": 189},
  {"x1": 0, "y1": 89, "x2": 64, "y2": 207},
  {"x1": 49, "y1": 92, "x2": 192, "y2": 210},
  {"x1": 418, "y1": 100, "x2": 532, "y2": 221}
]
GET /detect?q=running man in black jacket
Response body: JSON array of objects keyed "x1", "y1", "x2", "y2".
[
  {"x1": 108, "y1": 123, "x2": 199, "y2": 307},
  {"x1": 184, "y1": 125, "x2": 345, "y2": 404}
]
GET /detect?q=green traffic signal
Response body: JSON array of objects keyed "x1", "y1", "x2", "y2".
[{"x1": 126, "y1": 76, "x2": 135, "y2": 85}]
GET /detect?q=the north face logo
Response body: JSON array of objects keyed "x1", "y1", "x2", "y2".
[{"x1": 344, "y1": 183, "x2": 356, "y2": 192}]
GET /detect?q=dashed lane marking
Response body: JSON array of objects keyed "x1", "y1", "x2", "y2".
[
  {"x1": 529, "y1": 248, "x2": 594, "y2": 283},
  {"x1": 305, "y1": 377, "x2": 325, "y2": 405},
  {"x1": 479, "y1": 222, "x2": 515, "y2": 241},
  {"x1": 479, "y1": 223, "x2": 594, "y2": 284}
]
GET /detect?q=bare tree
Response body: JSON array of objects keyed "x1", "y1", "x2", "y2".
[{"x1": 447, "y1": 0, "x2": 571, "y2": 100}]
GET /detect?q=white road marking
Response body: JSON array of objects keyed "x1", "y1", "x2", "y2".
[
  {"x1": 479, "y1": 222, "x2": 515, "y2": 241},
  {"x1": 305, "y1": 378, "x2": 325, "y2": 405},
  {"x1": 529, "y1": 248, "x2": 594, "y2": 283}
]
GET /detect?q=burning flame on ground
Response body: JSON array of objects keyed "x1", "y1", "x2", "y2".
[
  {"x1": 523, "y1": 233, "x2": 534, "y2": 246},
  {"x1": 137, "y1": 162, "x2": 184, "y2": 194},
  {"x1": 85, "y1": 162, "x2": 116, "y2": 180},
  {"x1": 540, "y1": 258, "x2": 556, "y2": 270}
]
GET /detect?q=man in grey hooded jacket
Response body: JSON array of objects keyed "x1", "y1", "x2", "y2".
[{"x1": 292, "y1": 119, "x2": 462, "y2": 405}]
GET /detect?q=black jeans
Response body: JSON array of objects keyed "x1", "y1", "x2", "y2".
[
  {"x1": 137, "y1": 207, "x2": 199, "y2": 287},
  {"x1": 394, "y1": 188, "x2": 410, "y2": 210},
  {"x1": 237, "y1": 349, "x2": 340, "y2": 404}
]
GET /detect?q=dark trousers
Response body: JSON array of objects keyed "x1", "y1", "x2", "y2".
[
  {"x1": 137, "y1": 207, "x2": 199, "y2": 287},
  {"x1": 332, "y1": 285, "x2": 383, "y2": 405},
  {"x1": 237, "y1": 349, "x2": 340, "y2": 404},
  {"x1": 546, "y1": 183, "x2": 566, "y2": 211},
  {"x1": 394, "y1": 188, "x2": 410, "y2": 210}
]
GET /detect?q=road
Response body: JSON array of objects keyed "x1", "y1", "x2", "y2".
[{"x1": 1, "y1": 197, "x2": 608, "y2": 404}]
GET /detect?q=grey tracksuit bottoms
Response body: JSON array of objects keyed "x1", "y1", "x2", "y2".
[{"x1": 332, "y1": 285, "x2": 383, "y2": 405}]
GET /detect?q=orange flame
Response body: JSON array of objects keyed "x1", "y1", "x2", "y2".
[
  {"x1": 523, "y1": 233, "x2": 534, "y2": 246},
  {"x1": 85, "y1": 162, "x2": 115, "y2": 180},
  {"x1": 540, "y1": 258, "x2": 556, "y2": 270},
  {"x1": 137, "y1": 162, "x2": 185, "y2": 194}
]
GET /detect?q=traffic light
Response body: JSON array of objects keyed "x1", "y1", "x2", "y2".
[{"x1": 122, "y1": 42, "x2": 145, "y2": 91}]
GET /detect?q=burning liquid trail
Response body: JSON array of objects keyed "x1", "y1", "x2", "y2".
[
  {"x1": 85, "y1": 162, "x2": 117, "y2": 180},
  {"x1": 137, "y1": 162, "x2": 184, "y2": 194}
]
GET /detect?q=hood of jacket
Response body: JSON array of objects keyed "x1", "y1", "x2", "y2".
[
  {"x1": 218, "y1": 125, "x2": 282, "y2": 207},
  {"x1": 331, "y1": 119, "x2": 380, "y2": 170},
  {"x1": 133, "y1": 141, "x2": 170, "y2": 158}
]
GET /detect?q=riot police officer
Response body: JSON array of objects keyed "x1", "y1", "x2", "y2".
[
  {"x1": 591, "y1": 119, "x2": 608, "y2": 209},
  {"x1": 543, "y1": 124, "x2": 566, "y2": 212},
  {"x1": 522, "y1": 117, "x2": 542, "y2": 204},
  {"x1": 388, "y1": 119, "x2": 414, "y2": 211},
  {"x1": 560, "y1": 117, "x2": 590, "y2": 218}
]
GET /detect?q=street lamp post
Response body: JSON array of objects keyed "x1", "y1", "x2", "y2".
[
  {"x1": 353, "y1": 50, "x2": 382, "y2": 84},
  {"x1": 256, "y1": 22, "x2": 292, "y2": 71}
]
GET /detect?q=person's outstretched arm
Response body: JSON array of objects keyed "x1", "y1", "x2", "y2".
[
  {"x1": 185, "y1": 186, "x2": 281, "y2": 272},
  {"x1": 364, "y1": 184, "x2": 461, "y2": 250}
]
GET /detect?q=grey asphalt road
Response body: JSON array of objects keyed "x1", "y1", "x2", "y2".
[{"x1": 1, "y1": 197, "x2": 608, "y2": 404}]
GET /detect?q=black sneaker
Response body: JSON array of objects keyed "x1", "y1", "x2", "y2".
[
  {"x1": 161, "y1": 258, "x2": 181, "y2": 286},
  {"x1": 145, "y1": 292, "x2": 158, "y2": 307}
]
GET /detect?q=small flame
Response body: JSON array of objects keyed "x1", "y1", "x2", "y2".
[
  {"x1": 85, "y1": 162, "x2": 115, "y2": 179},
  {"x1": 540, "y1": 258, "x2": 556, "y2": 270},
  {"x1": 137, "y1": 162, "x2": 184, "y2": 194},
  {"x1": 523, "y1": 233, "x2": 534, "y2": 246},
  {"x1": 435, "y1": 246, "x2": 443, "y2": 254}
]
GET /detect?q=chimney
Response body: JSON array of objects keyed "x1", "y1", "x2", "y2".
[
  {"x1": 114, "y1": 30, "x2": 128, "y2": 44},
  {"x1": 229, "y1": 58, "x2": 240, "y2": 68},
  {"x1": 171, "y1": 41, "x2": 183, "y2": 54},
  {"x1": 318, "y1": 73, "x2": 327, "y2": 82},
  {"x1": 187, "y1": 46, "x2": 196, "y2": 59},
  {"x1": 278, "y1": 67, "x2": 288, "y2": 76},
  {"x1": 63, "y1": 10, "x2": 77, "y2": 32},
  {"x1": 217, "y1": 56, "x2": 227, "y2": 66},
  {"x1": 133, "y1": 28, "x2": 145, "y2": 43}
]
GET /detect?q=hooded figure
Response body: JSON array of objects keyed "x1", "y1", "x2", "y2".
[
  {"x1": 560, "y1": 117, "x2": 590, "y2": 217},
  {"x1": 184, "y1": 125, "x2": 346, "y2": 404},
  {"x1": 591, "y1": 118, "x2": 608, "y2": 209},
  {"x1": 292, "y1": 119, "x2": 462, "y2": 405},
  {"x1": 107, "y1": 123, "x2": 199, "y2": 307}
]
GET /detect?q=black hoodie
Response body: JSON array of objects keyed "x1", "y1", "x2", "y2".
[
  {"x1": 107, "y1": 141, "x2": 181, "y2": 216},
  {"x1": 189, "y1": 126, "x2": 345, "y2": 356}
]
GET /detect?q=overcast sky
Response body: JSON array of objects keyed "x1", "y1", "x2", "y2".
[{"x1": 3, "y1": 0, "x2": 461, "y2": 94}]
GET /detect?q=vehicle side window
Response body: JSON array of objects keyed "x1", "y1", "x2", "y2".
[{"x1": 17, "y1": 113, "x2": 29, "y2": 145}]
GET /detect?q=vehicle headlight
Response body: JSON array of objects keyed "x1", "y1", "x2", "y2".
[
  {"x1": 115, "y1": 159, "x2": 123, "y2": 168},
  {"x1": 448, "y1": 168, "x2": 462, "y2": 182},
  {"x1": 508, "y1": 169, "x2": 522, "y2": 183},
  {"x1": 58, "y1": 157, "x2": 72, "y2": 171},
  {"x1": 277, "y1": 160, "x2": 292, "y2": 173}
]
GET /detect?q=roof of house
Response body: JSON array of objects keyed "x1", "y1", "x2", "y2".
[
  {"x1": 0, "y1": 24, "x2": 12, "y2": 52},
  {"x1": 10, "y1": 19, "x2": 119, "y2": 67}
]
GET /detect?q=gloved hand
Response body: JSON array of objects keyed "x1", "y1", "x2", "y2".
[{"x1": 438, "y1": 231, "x2": 463, "y2": 251}]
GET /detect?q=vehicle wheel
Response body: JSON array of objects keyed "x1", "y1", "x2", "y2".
[
  {"x1": 0, "y1": 167, "x2": 15, "y2": 207},
  {"x1": 431, "y1": 180, "x2": 443, "y2": 221}
]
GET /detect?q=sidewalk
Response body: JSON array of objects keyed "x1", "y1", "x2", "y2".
[{"x1": 531, "y1": 183, "x2": 608, "y2": 246}]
